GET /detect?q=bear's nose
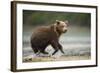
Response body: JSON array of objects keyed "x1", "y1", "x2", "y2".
[
  {"x1": 64, "y1": 29, "x2": 67, "y2": 32},
  {"x1": 63, "y1": 29, "x2": 67, "y2": 33}
]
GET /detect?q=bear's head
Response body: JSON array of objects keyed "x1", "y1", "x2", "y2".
[{"x1": 53, "y1": 20, "x2": 69, "y2": 35}]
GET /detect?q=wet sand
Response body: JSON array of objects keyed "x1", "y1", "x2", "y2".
[{"x1": 23, "y1": 55, "x2": 91, "y2": 62}]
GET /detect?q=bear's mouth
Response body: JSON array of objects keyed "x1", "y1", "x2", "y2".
[{"x1": 63, "y1": 30, "x2": 67, "y2": 33}]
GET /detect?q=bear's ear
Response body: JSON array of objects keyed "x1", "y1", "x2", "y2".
[
  {"x1": 65, "y1": 20, "x2": 69, "y2": 26},
  {"x1": 65, "y1": 20, "x2": 68, "y2": 24},
  {"x1": 56, "y1": 20, "x2": 60, "y2": 25}
]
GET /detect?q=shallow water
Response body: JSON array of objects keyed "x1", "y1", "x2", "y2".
[{"x1": 23, "y1": 26, "x2": 91, "y2": 59}]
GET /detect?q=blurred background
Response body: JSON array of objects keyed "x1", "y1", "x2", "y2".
[{"x1": 23, "y1": 10, "x2": 91, "y2": 62}]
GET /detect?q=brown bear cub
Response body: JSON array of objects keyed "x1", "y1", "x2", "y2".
[{"x1": 30, "y1": 20, "x2": 69, "y2": 55}]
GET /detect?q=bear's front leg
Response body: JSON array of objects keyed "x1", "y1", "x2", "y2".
[
  {"x1": 51, "y1": 40, "x2": 65, "y2": 55},
  {"x1": 58, "y1": 44, "x2": 65, "y2": 54},
  {"x1": 51, "y1": 40, "x2": 60, "y2": 55}
]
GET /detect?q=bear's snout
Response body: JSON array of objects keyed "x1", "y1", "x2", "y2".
[
  {"x1": 62, "y1": 26, "x2": 68, "y2": 33},
  {"x1": 63, "y1": 29, "x2": 67, "y2": 33}
]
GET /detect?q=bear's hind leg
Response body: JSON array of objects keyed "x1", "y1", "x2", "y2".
[
  {"x1": 32, "y1": 48, "x2": 38, "y2": 54},
  {"x1": 40, "y1": 49, "x2": 48, "y2": 54}
]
